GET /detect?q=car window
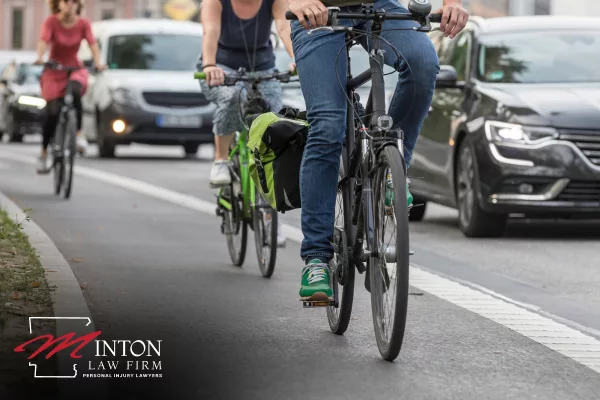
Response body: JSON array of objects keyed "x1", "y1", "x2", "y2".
[
  {"x1": 478, "y1": 30, "x2": 600, "y2": 83},
  {"x1": 16, "y1": 64, "x2": 42, "y2": 84},
  {"x1": 446, "y1": 31, "x2": 472, "y2": 81},
  {"x1": 106, "y1": 34, "x2": 202, "y2": 71}
]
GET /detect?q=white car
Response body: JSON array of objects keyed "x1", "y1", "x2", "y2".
[{"x1": 77, "y1": 19, "x2": 215, "y2": 158}]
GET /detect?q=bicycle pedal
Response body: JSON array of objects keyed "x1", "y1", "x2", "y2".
[
  {"x1": 300, "y1": 293, "x2": 333, "y2": 308},
  {"x1": 301, "y1": 300, "x2": 333, "y2": 308}
]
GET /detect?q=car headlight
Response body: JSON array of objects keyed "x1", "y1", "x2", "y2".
[
  {"x1": 17, "y1": 95, "x2": 46, "y2": 109},
  {"x1": 110, "y1": 87, "x2": 138, "y2": 106},
  {"x1": 485, "y1": 121, "x2": 558, "y2": 145}
]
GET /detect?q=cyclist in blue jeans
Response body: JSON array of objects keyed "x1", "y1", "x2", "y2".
[{"x1": 288, "y1": 0, "x2": 469, "y2": 300}]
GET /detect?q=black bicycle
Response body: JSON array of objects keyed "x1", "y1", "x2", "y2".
[
  {"x1": 287, "y1": 0, "x2": 441, "y2": 361},
  {"x1": 44, "y1": 61, "x2": 83, "y2": 200},
  {"x1": 194, "y1": 68, "x2": 296, "y2": 277}
]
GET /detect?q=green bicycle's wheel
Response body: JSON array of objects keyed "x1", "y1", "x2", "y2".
[
  {"x1": 223, "y1": 150, "x2": 248, "y2": 267},
  {"x1": 253, "y1": 194, "x2": 277, "y2": 278}
]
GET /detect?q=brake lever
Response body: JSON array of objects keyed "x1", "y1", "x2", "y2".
[{"x1": 308, "y1": 26, "x2": 349, "y2": 35}]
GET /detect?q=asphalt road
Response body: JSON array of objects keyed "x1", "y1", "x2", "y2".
[{"x1": 1, "y1": 140, "x2": 600, "y2": 399}]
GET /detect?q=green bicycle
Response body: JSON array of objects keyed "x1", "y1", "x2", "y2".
[{"x1": 194, "y1": 68, "x2": 295, "y2": 277}]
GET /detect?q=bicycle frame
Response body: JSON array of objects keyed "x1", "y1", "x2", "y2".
[
  {"x1": 343, "y1": 21, "x2": 399, "y2": 269},
  {"x1": 218, "y1": 126, "x2": 256, "y2": 220}
]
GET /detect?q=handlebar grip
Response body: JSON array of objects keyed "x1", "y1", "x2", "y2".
[
  {"x1": 429, "y1": 13, "x2": 443, "y2": 23},
  {"x1": 194, "y1": 72, "x2": 206, "y2": 80},
  {"x1": 285, "y1": 11, "x2": 298, "y2": 20}
]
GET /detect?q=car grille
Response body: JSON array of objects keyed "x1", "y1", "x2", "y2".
[
  {"x1": 142, "y1": 92, "x2": 210, "y2": 108},
  {"x1": 559, "y1": 131, "x2": 600, "y2": 166},
  {"x1": 556, "y1": 181, "x2": 600, "y2": 202}
]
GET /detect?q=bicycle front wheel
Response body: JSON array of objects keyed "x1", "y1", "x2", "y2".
[
  {"x1": 253, "y1": 195, "x2": 277, "y2": 278},
  {"x1": 223, "y1": 151, "x2": 248, "y2": 266},
  {"x1": 370, "y1": 145, "x2": 410, "y2": 361},
  {"x1": 52, "y1": 126, "x2": 64, "y2": 196},
  {"x1": 62, "y1": 111, "x2": 77, "y2": 199}
]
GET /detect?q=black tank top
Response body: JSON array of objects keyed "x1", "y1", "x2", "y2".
[{"x1": 215, "y1": 0, "x2": 275, "y2": 71}]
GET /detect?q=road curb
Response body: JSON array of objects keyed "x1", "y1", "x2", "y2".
[{"x1": 0, "y1": 191, "x2": 108, "y2": 399}]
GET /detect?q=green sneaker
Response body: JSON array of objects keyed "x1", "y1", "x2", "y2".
[
  {"x1": 384, "y1": 173, "x2": 413, "y2": 208},
  {"x1": 299, "y1": 259, "x2": 333, "y2": 301}
]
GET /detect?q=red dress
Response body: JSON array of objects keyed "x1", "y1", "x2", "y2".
[{"x1": 39, "y1": 15, "x2": 96, "y2": 102}]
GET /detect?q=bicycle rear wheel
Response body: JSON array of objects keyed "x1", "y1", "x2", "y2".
[
  {"x1": 223, "y1": 151, "x2": 248, "y2": 266},
  {"x1": 253, "y1": 195, "x2": 277, "y2": 278},
  {"x1": 370, "y1": 145, "x2": 410, "y2": 361},
  {"x1": 327, "y1": 178, "x2": 355, "y2": 334},
  {"x1": 62, "y1": 111, "x2": 77, "y2": 199}
]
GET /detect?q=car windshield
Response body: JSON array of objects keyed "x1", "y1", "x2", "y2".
[
  {"x1": 18, "y1": 64, "x2": 43, "y2": 84},
  {"x1": 274, "y1": 48, "x2": 397, "y2": 87},
  {"x1": 478, "y1": 30, "x2": 600, "y2": 83},
  {"x1": 106, "y1": 34, "x2": 202, "y2": 71}
]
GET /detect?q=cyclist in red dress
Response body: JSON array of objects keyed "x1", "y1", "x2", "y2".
[{"x1": 34, "y1": 0, "x2": 105, "y2": 173}]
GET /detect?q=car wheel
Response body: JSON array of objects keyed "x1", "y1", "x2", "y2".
[
  {"x1": 6, "y1": 112, "x2": 23, "y2": 143},
  {"x1": 409, "y1": 198, "x2": 427, "y2": 222},
  {"x1": 455, "y1": 138, "x2": 506, "y2": 237},
  {"x1": 97, "y1": 114, "x2": 116, "y2": 158},
  {"x1": 184, "y1": 143, "x2": 199, "y2": 157}
]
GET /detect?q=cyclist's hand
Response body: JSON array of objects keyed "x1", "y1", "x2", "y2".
[
  {"x1": 33, "y1": 58, "x2": 44, "y2": 66},
  {"x1": 436, "y1": 0, "x2": 469, "y2": 39},
  {"x1": 95, "y1": 63, "x2": 107, "y2": 72},
  {"x1": 288, "y1": 0, "x2": 328, "y2": 29},
  {"x1": 204, "y1": 65, "x2": 225, "y2": 87},
  {"x1": 289, "y1": 62, "x2": 297, "y2": 74}
]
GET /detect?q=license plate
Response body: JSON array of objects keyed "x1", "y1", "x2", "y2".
[{"x1": 156, "y1": 115, "x2": 202, "y2": 128}]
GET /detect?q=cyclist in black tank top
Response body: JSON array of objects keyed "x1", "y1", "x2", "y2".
[{"x1": 199, "y1": 0, "x2": 295, "y2": 246}]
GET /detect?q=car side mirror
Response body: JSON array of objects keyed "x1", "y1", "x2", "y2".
[{"x1": 436, "y1": 65, "x2": 462, "y2": 89}]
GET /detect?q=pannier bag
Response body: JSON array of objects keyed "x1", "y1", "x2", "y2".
[{"x1": 247, "y1": 108, "x2": 308, "y2": 212}]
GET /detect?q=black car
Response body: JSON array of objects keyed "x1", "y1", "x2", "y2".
[
  {"x1": 410, "y1": 16, "x2": 600, "y2": 237},
  {"x1": 0, "y1": 53, "x2": 42, "y2": 142}
]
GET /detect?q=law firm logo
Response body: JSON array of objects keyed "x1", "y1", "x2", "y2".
[{"x1": 15, "y1": 317, "x2": 163, "y2": 379}]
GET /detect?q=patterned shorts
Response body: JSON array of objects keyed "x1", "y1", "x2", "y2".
[{"x1": 197, "y1": 62, "x2": 283, "y2": 136}]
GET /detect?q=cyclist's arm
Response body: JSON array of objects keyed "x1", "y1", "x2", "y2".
[
  {"x1": 272, "y1": 0, "x2": 294, "y2": 62},
  {"x1": 35, "y1": 17, "x2": 53, "y2": 63},
  {"x1": 82, "y1": 18, "x2": 104, "y2": 69},
  {"x1": 200, "y1": 0, "x2": 222, "y2": 67}
]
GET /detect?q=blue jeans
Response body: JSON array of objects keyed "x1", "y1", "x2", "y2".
[{"x1": 291, "y1": 0, "x2": 439, "y2": 261}]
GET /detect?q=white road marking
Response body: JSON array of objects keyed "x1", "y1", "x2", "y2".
[{"x1": 2, "y1": 148, "x2": 600, "y2": 374}]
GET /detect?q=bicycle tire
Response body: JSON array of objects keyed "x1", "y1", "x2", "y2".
[
  {"x1": 224, "y1": 151, "x2": 248, "y2": 266},
  {"x1": 327, "y1": 176, "x2": 355, "y2": 335},
  {"x1": 52, "y1": 123, "x2": 65, "y2": 196},
  {"x1": 369, "y1": 145, "x2": 410, "y2": 361},
  {"x1": 62, "y1": 111, "x2": 77, "y2": 199},
  {"x1": 253, "y1": 197, "x2": 277, "y2": 278}
]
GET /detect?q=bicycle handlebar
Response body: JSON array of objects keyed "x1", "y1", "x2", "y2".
[
  {"x1": 285, "y1": 8, "x2": 443, "y2": 24},
  {"x1": 193, "y1": 69, "x2": 297, "y2": 85},
  {"x1": 43, "y1": 61, "x2": 85, "y2": 73}
]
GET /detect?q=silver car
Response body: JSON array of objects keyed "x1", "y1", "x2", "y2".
[{"x1": 78, "y1": 19, "x2": 215, "y2": 158}]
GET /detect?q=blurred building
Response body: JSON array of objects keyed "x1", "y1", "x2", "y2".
[{"x1": 0, "y1": 0, "x2": 201, "y2": 51}]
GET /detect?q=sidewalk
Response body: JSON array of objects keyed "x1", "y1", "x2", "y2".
[{"x1": 0, "y1": 191, "x2": 107, "y2": 400}]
